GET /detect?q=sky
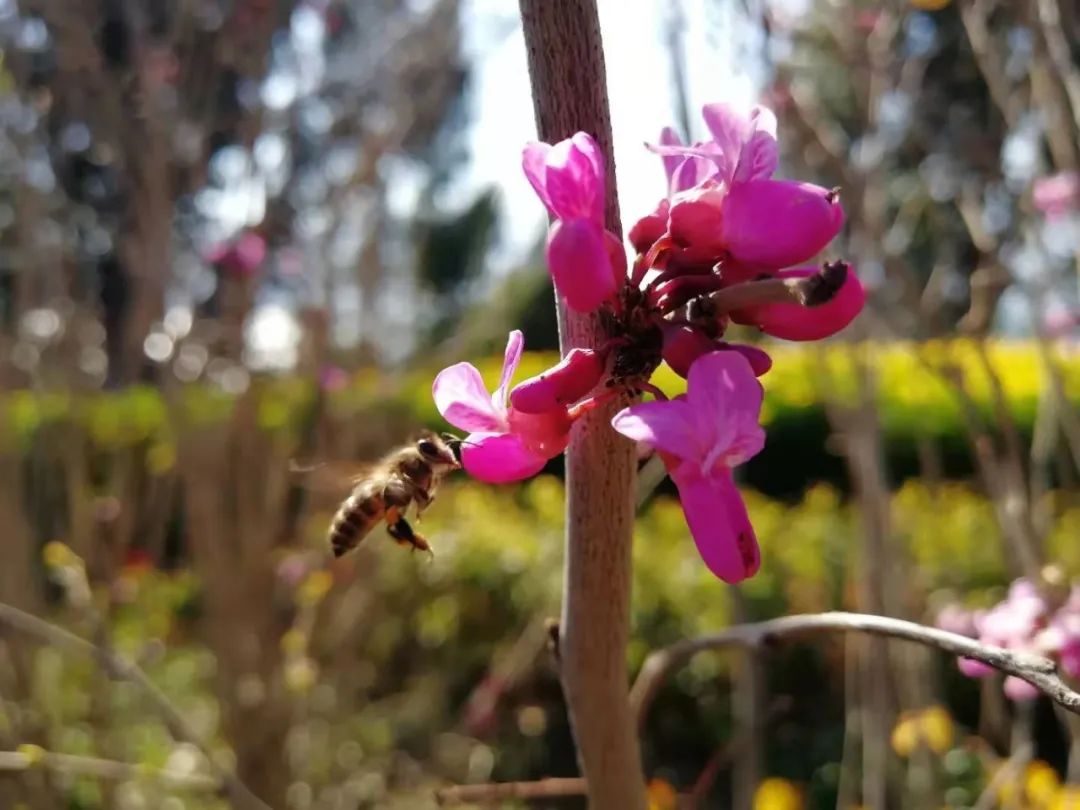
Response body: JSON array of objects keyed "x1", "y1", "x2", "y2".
[{"x1": 448, "y1": 0, "x2": 764, "y2": 271}]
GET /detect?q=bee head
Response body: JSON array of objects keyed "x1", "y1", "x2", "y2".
[
  {"x1": 440, "y1": 432, "x2": 464, "y2": 465},
  {"x1": 417, "y1": 431, "x2": 462, "y2": 468}
]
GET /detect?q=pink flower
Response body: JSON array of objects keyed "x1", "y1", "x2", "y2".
[
  {"x1": 1033, "y1": 171, "x2": 1080, "y2": 219},
  {"x1": 730, "y1": 263, "x2": 866, "y2": 341},
  {"x1": 546, "y1": 219, "x2": 624, "y2": 312},
  {"x1": 611, "y1": 351, "x2": 765, "y2": 582},
  {"x1": 650, "y1": 102, "x2": 778, "y2": 191},
  {"x1": 523, "y1": 133, "x2": 605, "y2": 225},
  {"x1": 524, "y1": 133, "x2": 623, "y2": 312},
  {"x1": 718, "y1": 180, "x2": 844, "y2": 269},
  {"x1": 661, "y1": 325, "x2": 771, "y2": 379},
  {"x1": 207, "y1": 231, "x2": 267, "y2": 277},
  {"x1": 643, "y1": 103, "x2": 844, "y2": 271},
  {"x1": 433, "y1": 331, "x2": 604, "y2": 483},
  {"x1": 953, "y1": 579, "x2": 1055, "y2": 700}
]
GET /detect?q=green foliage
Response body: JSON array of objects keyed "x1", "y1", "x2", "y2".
[{"x1": 24, "y1": 473, "x2": 1078, "y2": 807}]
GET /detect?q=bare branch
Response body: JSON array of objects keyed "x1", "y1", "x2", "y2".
[
  {"x1": 0, "y1": 749, "x2": 220, "y2": 792},
  {"x1": 630, "y1": 612, "x2": 1080, "y2": 727},
  {"x1": 0, "y1": 602, "x2": 272, "y2": 810},
  {"x1": 435, "y1": 777, "x2": 586, "y2": 805}
]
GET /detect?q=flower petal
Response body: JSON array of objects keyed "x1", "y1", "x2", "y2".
[
  {"x1": 672, "y1": 466, "x2": 761, "y2": 583},
  {"x1": 661, "y1": 325, "x2": 715, "y2": 379},
  {"x1": 522, "y1": 142, "x2": 554, "y2": 212},
  {"x1": 658, "y1": 126, "x2": 684, "y2": 185},
  {"x1": 731, "y1": 265, "x2": 866, "y2": 341},
  {"x1": 686, "y1": 351, "x2": 765, "y2": 466},
  {"x1": 542, "y1": 133, "x2": 605, "y2": 225},
  {"x1": 1003, "y1": 675, "x2": 1040, "y2": 702},
  {"x1": 667, "y1": 181, "x2": 727, "y2": 257},
  {"x1": 433, "y1": 362, "x2": 506, "y2": 432},
  {"x1": 546, "y1": 218, "x2": 618, "y2": 312},
  {"x1": 461, "y1": 432, "x2": 549, "y2": 484},
  {"x1": 716, "y1": 342, "x2": 773, "y2": 377},
  {"x1": 957, "y1": 657, "x2": 995, "y2": 678},
  {"x1": 629, "y1": 198, "x2": 669, "y2": 254},
  {"x1": 611, "y1": 397, "x2": 700, "y2": 461},
  {"x1": 510, "y1": 348, "x2": 605, "y2": 414},
  {"x1": 700, "y1": 102, "x2": 746, "y2": 184},
  {"x1": 492, "y1": 330, "x2": 524, "y2": 409},
  {"x1": 720, "y1": 180, "x2": 844, "y2": 268}
]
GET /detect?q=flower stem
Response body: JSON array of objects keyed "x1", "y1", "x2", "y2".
[{"x1": 519, "y1": 2, "x2": 646, "y2": 808}]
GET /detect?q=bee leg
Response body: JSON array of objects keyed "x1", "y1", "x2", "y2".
[
  {"x1": 413, "y1": 489, "x2": 434, "y2": 520},
  {"x1": 387, "y1": 515, "x2": 434, "y2": 560}
]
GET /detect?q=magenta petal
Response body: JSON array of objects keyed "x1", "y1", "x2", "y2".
[
  {"x1": 510, "y1": 348, "x2": 605, "y2": 414},
  {"x1": 716, "y1": 342, "x2": 773, "y2": 377},
  {"x1": 542, "y1": 133, "x2": 605, "y2": 225},
  {"x1": 672, "y1": 466, "x2": 761, "y2": 583},
  {"x1": 687, "y1": 352, "x2": 764, "y2": 431},
  {"x1": 629, "y1": 199, "x2": 669, "y2": 253},
  {"x1": 734, "y1": 265, "x2": 865, "y2": 341},
  {"x1": 604, "y1": 229, "x2": 628, "y2": 290},
  {"x1": 433, "y1": 362, "x2": 507, "y2": 432},
  {"x1": 611, "y1": 397, "x2": 699, "y2": 459},
  {"x1": 1003, "y1": 676, "x2": 1040, "y2": 702},
  {"x1": 667, "y1": 182, "x2": 727, "y2": 255},
  {"x1": 658, "y1": 126, "x2": 684, "y2": 185},
  {"x1": 662, "y1": 325, "x2": 715, "y2": 379},
  {"x1": 461, "y1": 432, "x2": 549, "y2": 484},
  {"x1": 957, "y1": 657, "x2": 995, "y2": 678},
  {"x1": 720, "y1": 180, "x2": 844, "y2": 268},
  {"x1": 522, "y1": 142, "x2": 554, "y2": 212},
  {"x1": 492, "y1": 330, "x2": 524, "y2": 409},
  {"x1": 734, "y1": 129, "x2": 779, "y2": 184},
  {"x1": 546, "y1": 218, "x2": 618, "y2": 312}
]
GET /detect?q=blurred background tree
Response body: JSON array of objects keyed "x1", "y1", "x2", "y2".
[{"x1": 0, "y1": 1, "x2": 1077, "y2": 808}]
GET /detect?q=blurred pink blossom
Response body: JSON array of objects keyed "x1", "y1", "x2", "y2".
[{"x1": 1033, "y1": 171, "x2": 1080, "y2": 219}]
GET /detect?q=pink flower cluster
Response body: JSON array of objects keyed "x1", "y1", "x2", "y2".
[
  {"x1": 1033, "y1": 171, "x2": 1080, "y2": 219},
  {"x1": 433, "y1": 102, "x2": 865, "y2": 583},
  {"x1": 938, "y1": 580, "x2": 1080, "y2": 701}
]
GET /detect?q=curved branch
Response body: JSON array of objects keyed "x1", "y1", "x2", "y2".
[{"x1": 630, "y1": 611, "x2": 1080, "y2": 728}]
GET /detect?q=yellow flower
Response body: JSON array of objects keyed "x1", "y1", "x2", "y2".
[
  {"x1": 1053, "y1": 786, "x2": 1080, "y2": 810},
  {"x1": 297, "y1": 570, "x2": 333, "y2": 605},
  {"x1": 42, "y1": 541, "x2": 74, "y2": 569},
  {"x1": 890, "y1": 706, "x2": 953, "y2": 757},
  {"x1": 647, "y1": 778, "x2": 678, "y2": 810},
  {"x1": 280, "y1": 628, "x2": 308, "y2": 656},
  {"x1": 1025, "y1": 760, "x2": 1061, "y2": 806},
  {"x1": 754, "y1": 777, "x2": 803, "y2": 810}
]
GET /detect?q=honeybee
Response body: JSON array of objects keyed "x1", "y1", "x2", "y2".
[{"x1": 328, "y1": 431, "x2": 462, "y2": 559}]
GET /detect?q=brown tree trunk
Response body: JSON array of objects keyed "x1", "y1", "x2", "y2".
[{"x1": 518, "y1": 3, "x2": 646, "y2": 808}]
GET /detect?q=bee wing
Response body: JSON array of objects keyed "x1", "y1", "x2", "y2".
[{"x1": 288, "y1": 459, "x2": 380, "y2": 495}]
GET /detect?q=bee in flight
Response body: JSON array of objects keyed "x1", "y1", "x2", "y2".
[{"x1": 328, "y1": 431, "x2": 463, "y2": 559}]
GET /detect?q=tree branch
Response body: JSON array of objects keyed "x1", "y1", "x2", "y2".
[
  {"x1": 0, "y1": 602, "x2": 272, "y2": 810},
  {"x1": 435, "y1": 777, "x2": 586, "y2": 805},
  {"x1": 0, "y1": 748, "x2": 220, "y2": 792},
  {"x1": 518, "y1": 3, "x2": 646, "y2": 808},
  {"x1": 630, "y1": 611, "x2": 1080, "y2": 727}
]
